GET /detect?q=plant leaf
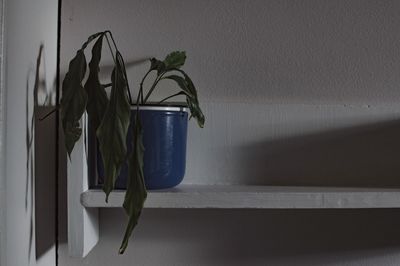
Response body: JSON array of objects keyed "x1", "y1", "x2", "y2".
[
  {"x1": 84, "y1": 34, "x2": 109, "y2": 131},
  {"x1": 163, "y1": 75, "x2": 194, "y2": 98},
  {"x1": 164, "y1": 51, "x2": 186, "y2": 70},
  {"x1": 81, "y1": 31, "x2": 105, "y2": 50},
  {"x1": 119, "y1": 113, "x2": 147, "y2": 254},
  {"x1": 97, "y1": 59, "x2": 131, "y2": 201},
  {"x1": 149, "y1": 58, "x2": 165, "y2": 75},
  {"x1": 174, "y1": 69, "x2": 205, "y2": 128},
  {"x1": 61, "y1": 50, "x2": 88, "y2": 156}
]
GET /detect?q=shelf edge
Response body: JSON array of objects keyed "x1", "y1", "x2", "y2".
[{"x1": 81, "y1": 187, "x2": 400, "y2": 209}]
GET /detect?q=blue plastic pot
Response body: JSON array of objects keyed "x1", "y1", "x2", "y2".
[{"x1": 96, "y1": 105, "x2": 188, "y2": 190}]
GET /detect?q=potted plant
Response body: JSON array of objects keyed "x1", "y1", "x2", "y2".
[{"x1": 61, "y1": 30, "x2": 204, "y2": 254}]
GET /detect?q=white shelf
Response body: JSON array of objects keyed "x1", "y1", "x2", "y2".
[
  {"x1": 68, "y1": 116, "x2": 400, "y2": 258},
  {"x1": 81, "y1": 185, "x2": 400, "y2": 209}
]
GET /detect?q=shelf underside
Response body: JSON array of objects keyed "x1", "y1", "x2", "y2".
[{"x1": 81, "y1": 185, "x2": 400, "y2": 209}]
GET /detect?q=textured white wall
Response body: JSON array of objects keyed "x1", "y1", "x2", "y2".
[
  {"x1": 60, "y1": 0, "x2": 400, "y2": 265},
  {"x1": 61, "y1": 0, "x2": 400, "y2": 104},
  {"x1": 4, "y1": 0, "x2": 57, "y2": 265}
]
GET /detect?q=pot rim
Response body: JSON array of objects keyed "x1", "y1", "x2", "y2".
[{"x1": 131, "y1": 103, "x2": 188, "y2": 112}]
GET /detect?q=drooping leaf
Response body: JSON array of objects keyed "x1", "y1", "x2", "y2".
[
  {"x1": 174, "y1": 69, "x2": 205, "y2": 128},
  {"x1": 61, "y1": 50, "x2": 88, "y2": 156},
  {"x1": 163, "y1": 75, "x2": 194, "y2": 98},
  {"x1": 164, "y1": 51, "x2": 186, "y2": 70},
  {"x1": 64, "y1": 121, "x2": 83, "y2": 155},
  {"x1": 97, "y1": 58, "x2": 131, "y2": 201},
  {"x1": 84, "y1": 34, "x2": 109, "y2": 131},
  {"x1": 81, "y1": 31, "x2": 105, "y2": 50},
  {"x1": 119, "y1": 113, "x2": 147, "y2": 254}
]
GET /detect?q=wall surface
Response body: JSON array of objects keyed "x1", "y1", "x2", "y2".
[
  {"x1": 0, "y1": 0, "x2": 4, "y2": 265},
  {"x1": 4, "y1": 0, "x2": 58, "y2": 265},
  {"x1": 60, "y1": 0, "x2": 400, "y2": 265}
]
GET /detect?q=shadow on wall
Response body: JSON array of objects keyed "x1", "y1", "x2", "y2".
[
  {"x1": 133, "y1": 209, "x2": 398, "y2": 256},
  {"x1": 79, "y1": 208, "x2": 400, "y2": 265},
  {"x1": 56, "y1": 120, "x2": 400, "y2": 262},
  {"x1": 24, "y1": 45, "x2": 40, "y2": 260},
  {"x1": 25, "y1": 44, "x2": 57, "y2": 261},
  {"x1": 35, "y1": 106, "x2": 56, "y2": 259},
  {"x1": 238, "y1": 119, "x2": 400, "y2": 187}
]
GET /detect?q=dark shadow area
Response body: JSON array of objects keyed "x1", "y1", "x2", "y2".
[
  {"x1": 25, "y1": 44, "x2": 56, "y2": 260},
  {"x1": 58, "y1": 125, "x2": 68, "y2": 244},
  {"x1": 94, "y1": 208, "x2": 400, "y2": 265},
  {"x1": 35, "y1": 107, "x2": 56, "y2": 259},
  {"x1": 57, "y1": 119, "x2": 400, "y2": 258},
  {"x1": 238, "y1": 119, "x2": 400, "y2": 187}
]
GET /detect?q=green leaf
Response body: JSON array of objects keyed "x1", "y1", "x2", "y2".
[
  {"x1": 63, "y1": 121, "x2": 82, "y2": 156},
  {"x1": 163, "y1": 75, "x2": 194, "y2": 98},
  {"x1": 164, "y1": 51, "x2": 186, "y2": 70},
  {"x1": 174, "y1": 69, "x2": 205, "y2": 128},
  {"x1": 84, "y1": 34, "x2": 109, "y2": 131},
  {"x1": 61, "y1": 50, "x2": 88, "y2": 156},
  {"x1": 97, "y1": 58, "x2": 131, "y2": 201},
  {"x1": 149, "y1": 58, "x2": 165, "y2": 75},
  {"x1": 119, "y1": 113, "x2": 147, "y2": 254}
]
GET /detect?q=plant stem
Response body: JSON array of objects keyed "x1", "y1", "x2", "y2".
[
  {"x1": 139, "y1": 70, "x2": 152, "y2": 105},
  {"x1": 105, "y1": 33, "x2": 133, "y2": 105},
  {"x1": 135, "y1": 85, "x2": 143, "y2": 113},
  {"x1": 105, "y1": 31, "x2": 118, "y2": 53},
  {"x1": 116, "y1": 52, "x2": 133, "y2": 104},
  {"x1": 157, "y1": 91, "x2": 185, "y2": 104},
  {"x1": 104, "y1": 34, "x2": 117, "y2": 66},
  {"x1": 143, "y1": 73, "x2": 165, "y2": 103}
]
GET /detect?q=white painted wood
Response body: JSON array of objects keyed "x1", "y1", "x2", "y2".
[
  {"x1": 66, "y1": 103, "x2": 400, "y2": 258},
  {"x1": 81, "y1": 185, "x2": 400, "y2": 209},
  {"x1": 67, "y1": 114, "x2": 99, "y2": 258}
]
